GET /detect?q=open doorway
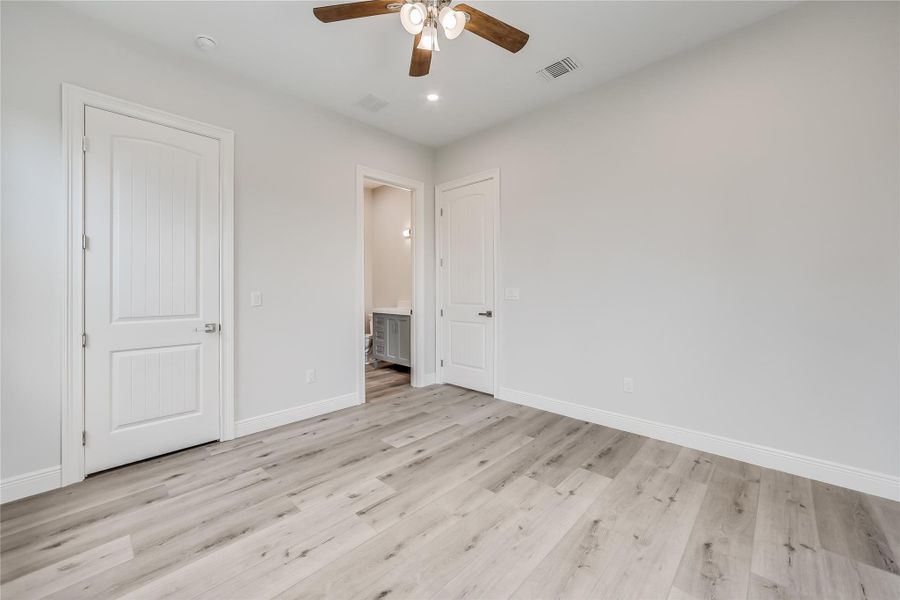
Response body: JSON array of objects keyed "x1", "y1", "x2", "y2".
[
  {"x1": 356, "y1": 166, "x2": 426, "y2": 404},
  {"x1": 364, "y1": 181, "x2": 412, "y2": 398}
]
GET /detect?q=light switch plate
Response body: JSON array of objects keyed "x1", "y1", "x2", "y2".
[
  {"x1": 505, "y1": 288, "x2": 520, "y2": 301},
  {"x1": 623, "y1": 377, "x2": 634, "y2": 393},
  {"x1": 306, "y1": 369, "x2": 317, "y2": 384},
  {"x1": 250, "y1": 291, "x2": 262, "y2": 307}
]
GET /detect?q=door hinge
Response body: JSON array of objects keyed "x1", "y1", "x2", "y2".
[
  {"x1": 82, "y1": 431, "x2": 86, "y2": 446},
  {"x1": 82, "y1": 234, "x2": 89, "y2": 250},
  {"x1": 440, "y1": 359, "x2": 444, "y2": 367},
  {"x1": 440, "y1": 308, "x2": 444, "y2": 317},
  {"x1": 440, "y1": 208, "x2": 444, "y2": 216},
  {"x1": 81, "y1": 333, "x2": 87, "y2": 348},
  {"x1": 82, "y1": 136, "x2": 89, "y2": 152},
  {"x1": 440, "y1": 258, "x2": 444, "y2": 267}
]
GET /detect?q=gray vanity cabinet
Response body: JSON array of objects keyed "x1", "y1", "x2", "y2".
[{"x1": 372, "y1": 312, "x2": 410, "y2": 367}]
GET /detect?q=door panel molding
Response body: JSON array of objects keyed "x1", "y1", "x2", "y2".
[
  {"x1": 62, "y1": 84, "x2": 234, "y2": 486},
  {"x1": 435, "y1": 169, "x2": 500, "y2": 395}
]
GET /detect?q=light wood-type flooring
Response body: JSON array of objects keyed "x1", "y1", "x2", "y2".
[
  {"x1": 365, "y1": 364, "x2": 411, "y2": 401},
  {"x1": 1, "y1": 373, "x2": 898, "y2": 599}
]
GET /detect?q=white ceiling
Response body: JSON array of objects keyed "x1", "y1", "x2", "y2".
[{"x1": 62, "y1": 1, "x2": 794, "y2": 147}]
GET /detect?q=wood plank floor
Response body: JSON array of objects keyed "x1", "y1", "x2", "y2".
[
  {"x1": 365, "y1": 364, "x2": 411, "y2": 401},
  {"x1": 2, "y1": 377, "x2": 898, "y2": 600}
]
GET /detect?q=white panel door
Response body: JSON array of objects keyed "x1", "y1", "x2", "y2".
[
  {"x1": 84, "y1": 107, "x2": 221, "y2": 474},
  {"x1": 439, "y1": 177, "x2": 496, "y2": 394}
]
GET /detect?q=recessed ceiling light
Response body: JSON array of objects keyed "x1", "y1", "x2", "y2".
[
  {"x1": 195, "y1": 35, "x2": 218, "y2": 51},
  {"x1": 426, "y1": 93, "x2": 440, "y2": 102}
]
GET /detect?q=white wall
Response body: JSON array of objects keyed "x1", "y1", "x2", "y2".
[
  {"x1": 0, "y1": 1, "x2": 435, "y2": 483},
  {"x1": 365, "y1": 185, "x2": 412, "y2": 316},
  {"x1": 437, "y1": 2, "x2": 899, "y2": 484}
]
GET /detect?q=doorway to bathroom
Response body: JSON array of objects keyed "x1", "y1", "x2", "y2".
[
  {"x1": 356, "y1": 166, "x2": 427, "y2": 403},
  {"x1": 365, "y1": 180, "x2": 412, "y2": 395}
]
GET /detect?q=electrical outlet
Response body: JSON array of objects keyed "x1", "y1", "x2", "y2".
[
  {"x1": 623, "y1": 377, "x2": 634, "y2": 393},
  {"x1": 250, "y1": 291, "x2": 262, "y2": 307},
  {"x1": 306, "y1": 369, "x2": 317, "y2": 384}
]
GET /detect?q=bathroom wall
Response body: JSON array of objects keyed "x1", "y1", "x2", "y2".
[
  {"x1": 364, "y1": 185, "x2": 412, "y2": 321},
  {"x1": 363, "y1": 187, "x2": 375, "y2": 327}
]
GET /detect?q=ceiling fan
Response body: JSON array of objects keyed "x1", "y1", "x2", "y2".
[{"x1": 313, "y1": 0, "x2": 529, "y2": 77}]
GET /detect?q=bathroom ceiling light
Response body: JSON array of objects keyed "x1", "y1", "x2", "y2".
[
  {"x1": 195, "y1": 35, "x2": 218, "y2": 50},
  {"x1": 402, "y1": 228, "x2": 412, "y2": 238},
  {"x1": 426, "y1": 93, "x2": 440, "y2": 102}
]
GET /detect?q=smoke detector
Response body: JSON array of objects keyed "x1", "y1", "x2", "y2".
[{"x1": 195, "y1": 35, "x2": 218, "y2": 51}]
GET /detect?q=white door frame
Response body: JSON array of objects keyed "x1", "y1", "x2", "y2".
[
  {"x1": 434, "y1": 169, "x2": 501, "y2": 395},
  {"x1": 356, "y1": 166, "x2": 427, "y2": 398},
  {"x1": 61, "y1": 83, "x2": 235, "y2": 486}
]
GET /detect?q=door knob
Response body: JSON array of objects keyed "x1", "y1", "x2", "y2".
[
  {"x1": 477, "y1": 310, "x2": 493, "y2": 318},
  {"x1": 196, "y1": 323, "x2": 220, "y2": 333}
]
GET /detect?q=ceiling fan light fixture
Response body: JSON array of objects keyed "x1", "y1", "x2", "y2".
[
  {"x1": 417, "y1": 22, "x2": 440, "y2": 51},
  {"x1": 400, "y1": 2, "x2": 427, "y2": 34},
  {"x1": 438, "y1": 7, "x2": 465, "y2": 40},
  {"x1": 312, "y1": 0, "x2": 529, "y2": 77}
]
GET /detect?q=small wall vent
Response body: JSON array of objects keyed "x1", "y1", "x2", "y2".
[
  {"x1": 537, "y1": 56, "x2": 581, "y2": 81},
  {"x1": 356, "y1": 94, "x2": 389, "y2": 113}
]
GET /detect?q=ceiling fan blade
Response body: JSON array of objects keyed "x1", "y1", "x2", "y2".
[
  {"x1": 409, "y1": 33, "x2": 432, "y2": 77},
  {"x1": 313, "y1": 1, "x2": 397, "y2": 23},
  {"x1": 455, "y1": 3, "x2": 529, "y2": 53}
]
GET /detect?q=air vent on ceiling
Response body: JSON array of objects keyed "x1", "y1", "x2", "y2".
[
  {"x1": 537, "y1": 56, "x2": 581, "y2": 81},
  {"x1": 356, "y1": 94, "x2": 389, "y2": 113}
]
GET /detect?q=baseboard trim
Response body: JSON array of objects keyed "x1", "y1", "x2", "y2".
[
  {"x1": 497, "y1": 387, "x2": 899, "y2": 501},
  {"x1": 1, "y1": 394, "x2": 363, "y2": 503},
  {"x1": 1, "y1": 466, "x2": 62, "y2": 504},
  {"x1": 235, "y1": 392, "x2": 361, "y2": 438},
  {"x1": 415, "y1": 372, "x2": 437, "y2": 387}
]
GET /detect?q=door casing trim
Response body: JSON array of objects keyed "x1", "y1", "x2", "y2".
[
  {"x1": 434, "y1": 169, "x2": 501, "y2": 395},
  {"x1": 61, "y1": 83, "x2": 235, "y2": 486}
]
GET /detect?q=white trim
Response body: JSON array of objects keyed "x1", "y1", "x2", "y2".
[
  {"x1": 1, "y1": 467, "x2": 62, "y2": 504},
  {"x1": 417, "y1": 372, "x2": 437, "y2": 387},
  {"x1": 235, "y1": 393, "x2": 359, "y2": 437},
  {"x1": 434, "y1": 169, "x2": 501, "y2": 395},
  {"x1": 498, "y1": 386, "x2": 900, "y2": 501},
  {"x1": 62, "y1": 83, "x2": 235, "y2": 488},
  {"x1": 356, "y1": 166, "x2": 428, "y2": 396}
]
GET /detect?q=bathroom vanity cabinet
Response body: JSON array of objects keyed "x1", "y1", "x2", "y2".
[{"x1": 372, "y1": 311, "x2": 410, "y2": 367}]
